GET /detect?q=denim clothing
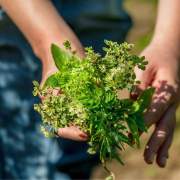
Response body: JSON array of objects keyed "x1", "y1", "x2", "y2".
[
  {"x1": 0, "y1": 18, "x2": 68, "y2": 180},
  {"x1": 0, "y1": 0, "x2": 132, "y2": 179}
]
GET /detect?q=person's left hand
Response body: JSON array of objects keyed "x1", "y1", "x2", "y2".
[
  {"x1": 133, "y1": 41, "x2": 180, "y2": 167},
  {"x1": 39, "y1": 43, "x2": 88, "y2": 141}
]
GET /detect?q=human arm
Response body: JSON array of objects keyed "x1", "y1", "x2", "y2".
[
  {"x1": 0, "y1": 0, "x2": 87, "y2": 141},
  {"x1": 0, "y1": 0, "x2": 84, "y2": 82},
  {"x1": 134, "y1": 0, "x2": 180, "y2": 167}
]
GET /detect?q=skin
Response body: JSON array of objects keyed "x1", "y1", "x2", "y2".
[
  {"x1": 0, "y1": 0, "x2": 87, "y2": 141},
  {"x1": 1, "y1": 0, "x2": 180, "y2": 167},
  {"x1": 134, "y1": 0, "x2": 180, "y2": 167}
]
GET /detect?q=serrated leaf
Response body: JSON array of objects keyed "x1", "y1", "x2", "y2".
[
  {"x1": 126, "y1": 116, "x2": 140, "y2": 147},
  {"x1": 134, "y1": 114, "x2": 147, "y2": 132},
  {"x1": 113, "y1": 152, "x2": 124, "y2": 165},
  {"x1": 137, "y1": 87, "x2": 155, "y2": 112}
]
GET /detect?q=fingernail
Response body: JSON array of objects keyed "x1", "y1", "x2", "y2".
[
  {"x1": 160, "y1": 157, "x2": 167, "y2": 167},
  {"x1": 149, "y1": 154, "x2": 155, "y2": 164},
  {"x1": 130, "y1": 92, "x2": 138, "y2": 100},
  {"x1": 145, "y1": 153, "x2": 155, "y2": 164},
  {"x1": 79, "y1": 133, "x2": 88, "y2": 139}
]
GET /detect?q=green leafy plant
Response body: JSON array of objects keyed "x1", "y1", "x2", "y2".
[{"x1": 33, "y1": 40, "x2": 154, "y2": 179}]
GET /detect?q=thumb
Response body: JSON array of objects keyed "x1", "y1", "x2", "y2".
[
  {"x1": 40, "y1": 65, "x2": 58, "y2": 88},
  {"x1": 131, "y1": 66, "x2": 155, "y2": 99},
  {"x1": 57, "y1": 126, "x2": 88, "y2": 141}
]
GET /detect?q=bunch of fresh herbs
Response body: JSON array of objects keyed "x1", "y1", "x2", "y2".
[{"x1": 33, "y1": 40, "x2": 154, "y2": 179}]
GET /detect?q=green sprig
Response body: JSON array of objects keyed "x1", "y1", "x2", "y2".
[{"x1": 33, "y1": 40, "x2": 154, "y2": 179}]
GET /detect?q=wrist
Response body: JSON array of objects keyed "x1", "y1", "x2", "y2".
[
  {"x1": 33, "y1": 34, "x2": 85, "y2": 85},
  {"x1": 150, "y1": 34, "x2": 180, "y2": 59},
  {"x1": 33, "y1": 34, "x2": 84, "y2": 63}
]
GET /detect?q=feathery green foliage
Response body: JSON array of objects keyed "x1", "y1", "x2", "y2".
[{"x1": 33, "y1": 40, "x2": 154, "y2": 178}]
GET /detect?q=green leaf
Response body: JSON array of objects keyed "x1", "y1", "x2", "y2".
[
  {"x1": 51, "y1": 44, "x2": 71, "y2": 71},
  {"x1": 132, "y1": 101, "x2": 141, "y2": 113},
  {"x1": 137, "y1": 87, "x2": 155, "y2": 112},
  {"x1": 105, "y1": 175, "x2": 114, "y2": 180},
  {"x1": 117, "y1": 132, "x2": 131, "y2": 145},
  {"x1": 33, "y1": 40, "x2": 154, "y2": 179},
  {"x1": 134, "y1": 114, "x2": 147, "y2": 132},
  {"x1": 126, "y1": 116, "x2": 140, "y2": 146},
  {"x1": 87, "y1": 147, "x2": 97, "y2": 155},
  {"x1": 113, "y1": 152, "x2": 124, "y2": 165},
  {"x1": 32, "y1": 81, "x2": 40, "y2": 96},
  {"x1": 33, "y1": 80, "x2": 39, "y2": 87},
  {"x1": 44, "y1": 73, "x2": 59, "y2": 88}
]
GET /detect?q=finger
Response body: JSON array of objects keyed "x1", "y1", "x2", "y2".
[
  {"x1": 144, "y1": 129, "x2": 167, "y2": 164},
  {"x1": 156, "y1": 117, "x2": 176, "y2": 167},
  {"x1": 40, "y1": 66, "x2": 59, "y2": 88},
  {"x1": 131, "y1": 66, "x2": 155, "y2": 99},
  {"x1": 144, "y1": 105, "x2": 176, "y2": 164},
  {"x1": 156, "y1": 130, "x2": 174, "y2": 168},
  {"x1": 40, "y1": 87, "x2": 62, "y2": 101},
  {"x1": 52, "y1": 87, "x2": 62, "y2": 96},
  {"x1": 144, "y1": 78, "x2": 175, "y2": 127},
  {"x1": 57, "y1": 126, "x2": 88, "y2": 141},
  {"x1": 135, "y1": 66, "x2": 154, "y2": 90},
  {"x1": 145, "y1": 68, "x2": 179, "y2": 127},
  {"x1": 38, "y1": 87, "x2": 53, "y2": 101}
]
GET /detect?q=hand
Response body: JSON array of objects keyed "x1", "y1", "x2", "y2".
[
  {"x1": 134, "y1": 41, "x2": 180, "y2": 167},
  {"x1": 39, "y1": 43, "x2": 88, "y2": 141}
]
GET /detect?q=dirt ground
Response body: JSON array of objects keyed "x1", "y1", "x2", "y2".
[{"x1": 91, "y1": 1, "x2": 180, "y2": 179}]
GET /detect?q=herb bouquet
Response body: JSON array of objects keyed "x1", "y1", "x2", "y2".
[{"x1": 33, "y1": 40, "x2": 153, "y2": 179}]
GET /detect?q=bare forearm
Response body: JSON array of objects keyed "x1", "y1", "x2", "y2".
[
  {"x1": 139, "y1": 0, "x2": 180, "y2": 167},
  {"x1": 0, "y1": 0, "x2": 83, "y2": 61},
  {"x1": 152, "y1": 0, "x2": 180, "y2": 57}
]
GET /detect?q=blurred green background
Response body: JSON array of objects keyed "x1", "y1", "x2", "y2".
[{"x1": 92, "y1": 0, "x2": 180, "y2": 179}]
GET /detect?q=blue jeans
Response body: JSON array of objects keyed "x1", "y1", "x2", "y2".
[{"x1": 0, "y1": 41, "x2": 69, "y2": 180}]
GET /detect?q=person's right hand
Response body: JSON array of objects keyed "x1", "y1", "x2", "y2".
[{"x1": 133, "y1": 41, "x2": 180, "y2": 167}]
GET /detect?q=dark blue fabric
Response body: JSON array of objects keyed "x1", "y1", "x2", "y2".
[
  {"x1": 0, "y1": 0, "x2": 132, "y2": 179},
  {"x1": 53, "y1": 0, "x2": 132, "y2": 52},
  {"x1": 0, "y1": 46, "x2": 69, "y2": 179}
]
